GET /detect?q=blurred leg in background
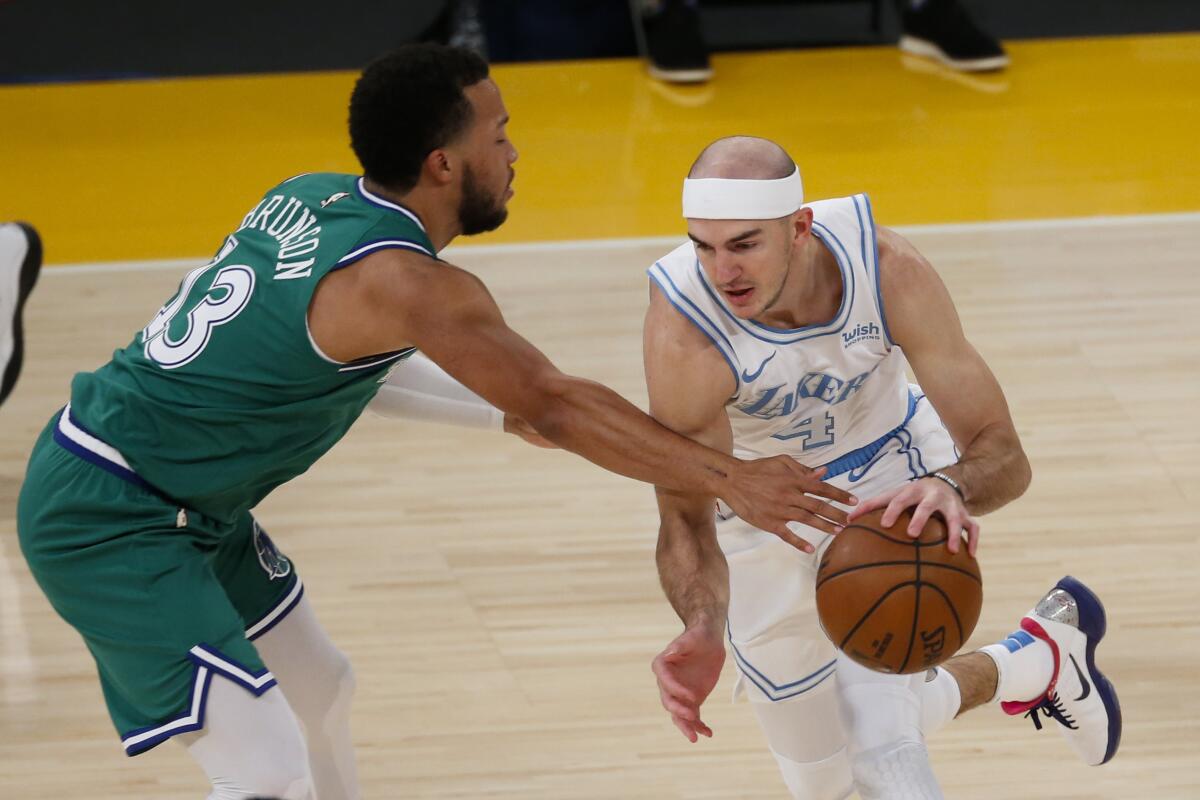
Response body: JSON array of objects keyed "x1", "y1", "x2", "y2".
[
  {"x1": 0, "y1": 222, "x2": 42, "y2": 408},
  {"x1": 898, "y1": 0, "x2": 1007, "y2": 71},
  {"x1": 632, "y1": 0, "x2": 1007, "y2": 84}
]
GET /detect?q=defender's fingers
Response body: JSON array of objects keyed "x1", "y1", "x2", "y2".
[
  {"x1": 791, "y1": 506, "x2": 840, "y2": 536},
  {"x1": 769, "y1": 523, "x2": 815, "y2": 554},
  {"x1": 786, "y1": 464, "x2": 856, "y2": 506},
  {"x1": 847, "y1": 490, "x2": 897, "y2": 522},
  {"x1": 802, "y1": 497, "x2": 848, "y2": 527}
]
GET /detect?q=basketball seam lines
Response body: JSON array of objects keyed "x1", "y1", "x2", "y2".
[
  {"x1": 837, "y1": 580, "x2": 913, "y2": 654},
  {"x1": 923, "y1": 581, "x2": 965, "y2": 643},
  {"x1": 900, "y1": 545, "x2": 923, "y2": 672},
  {"x1": 816, "y1": 560, "x2": 981, "y2": 590},
  {"x1": 838, "y1": 523, "x2": 950, "y2": 547}
]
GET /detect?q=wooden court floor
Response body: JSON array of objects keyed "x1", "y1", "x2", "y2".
[{"x1": 1, "y1": 215, "x2": 1198, "y2": 798}]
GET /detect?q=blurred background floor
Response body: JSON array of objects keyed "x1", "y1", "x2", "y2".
[{"x1": 1, "y1": 33, "x2": 1197, "y2": 263}]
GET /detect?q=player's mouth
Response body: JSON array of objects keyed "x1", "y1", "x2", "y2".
[{"x1": 723, "y1": 286, "x2": 755, "y2": 306}]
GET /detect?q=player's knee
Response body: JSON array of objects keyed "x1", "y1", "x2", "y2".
[
  {"x1": 835, "y1": 653, "x2": 923, "y2": 755},
  {"x1": 770, "y1": 747, "x2": 853, "y2": 800},
  {"x1": 850, "y1": 741, "x2": 943, "y2": 800},
  {"x1": 290, "y1": 645, "x2": 356, "y2": 726},
  {"x1": 205, "y1": 747, "x2": 313, "y2": 800}
]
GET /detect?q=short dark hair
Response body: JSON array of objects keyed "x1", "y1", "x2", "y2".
[{"x1": 349, "y1": 44, "x2": 490, "y2": 192}]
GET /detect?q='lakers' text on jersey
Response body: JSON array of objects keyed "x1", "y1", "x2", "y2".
[
  {"x1": 649, "y1": 194, "x2": 913, "y2": 472},
  {"x1": 65, "y1": 173, "x2": 434, "y2": 523}
]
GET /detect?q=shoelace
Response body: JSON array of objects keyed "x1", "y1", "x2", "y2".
[{"x1": 1025, "y1": 693, "x2": 1078, "y2": 731}]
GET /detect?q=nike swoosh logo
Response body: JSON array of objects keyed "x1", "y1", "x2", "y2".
[
  {"x1": 1069, "y1": 654, "x2": 1091, "y2": 702},
  {"x1": 847, "y1": 448, "x2": 889, "y2": 482},
  {"x1": 740, "y1": 352, "x2": 777, "y2": 383}
]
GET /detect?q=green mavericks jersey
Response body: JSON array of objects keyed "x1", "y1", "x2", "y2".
[{"x1": 66, "y1": 173, "x2": 435, "y2": 523}]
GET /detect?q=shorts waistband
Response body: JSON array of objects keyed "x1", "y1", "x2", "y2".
[
  {"x1": 819, "y1": 391, "x2": 921, "y2": 480},
  {"x1": 53, "y1": 403, "x2": 159, "y2": 494}
]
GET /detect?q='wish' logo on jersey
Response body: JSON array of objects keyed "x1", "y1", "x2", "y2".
[
  {"x1": 842, "y1": 322, "x2": 881, "y2": 348},
  {"x1": 253, "y1": 521, "x2": 292, "y2": 580}
]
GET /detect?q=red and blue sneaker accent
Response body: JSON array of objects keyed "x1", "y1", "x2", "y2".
[{"x1": 1001, "y1": 576, "x2": 1122, "y2": 766}]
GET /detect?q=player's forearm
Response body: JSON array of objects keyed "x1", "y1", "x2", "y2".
[
  {"x1": 530, "y1": 375, "x2": 739, "y2": 496},
  {"x1": 936, "y1": 422, "x2": 1031, "y2": 515},
  {"x1": 656, "y1": 513, "x2": 728, "y2": 630}
]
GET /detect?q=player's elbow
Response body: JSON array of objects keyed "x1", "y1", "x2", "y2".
[{"x1": 1011, "y1": 448, "x2": 1033, "y2": 499}]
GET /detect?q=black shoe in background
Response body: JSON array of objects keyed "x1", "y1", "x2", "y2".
[
  {"x1": 637, "y1": 0, "x2": 713, "y2": 83},
  {"x1": 899, "y1": 0, "x2": 1008, "y2": 72},
  {"x1": 0, "y1": 222, "x2": 42, "y2": 407}
]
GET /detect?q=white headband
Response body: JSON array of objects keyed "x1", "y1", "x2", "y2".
[{"x1": 682, "y1": 165, "x2": 804, "y2": 220}]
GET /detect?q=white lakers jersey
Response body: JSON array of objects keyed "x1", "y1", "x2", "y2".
[{"x1": 649, "y1": 194, "x2": 916, "y2": 477}]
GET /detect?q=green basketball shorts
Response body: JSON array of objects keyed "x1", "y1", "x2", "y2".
[{"x1": 17, "y1": 408, "x2": 303, "y2": 755}]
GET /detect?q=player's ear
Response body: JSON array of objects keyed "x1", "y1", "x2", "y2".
[
  {"x1": 789, "y1": 207, "x2": 813, "y2": 243},
  {"x1": 423, "y1": 148, "x2": 455, "y2": 187}
]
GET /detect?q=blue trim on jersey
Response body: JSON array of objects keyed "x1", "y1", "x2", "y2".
[
  {"x1": 858, "y1": 194, "x2": 892, "y2": 347},
  {"x1": 648, "y1": 266, "x2": 741, "y2": 394},
  {"x1": 822, "y1": 391, "x2": 919, "y2": 480},
  {"x1": 692, "y1": 221, "x2": 854, "y2": 345},
  {"x1": 332, "y1": 240, "x2": 433, "y2": 271},
  {"x1": 896, "y1": 426, "x2": 927, "y2": 480},
  {"x1": 354, "y1": 177, "x2": 427, "y2": 231}
]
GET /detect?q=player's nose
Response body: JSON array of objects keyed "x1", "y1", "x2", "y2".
[{"x1": 713, "y1": 251, "x2": 741, "y2": 282}]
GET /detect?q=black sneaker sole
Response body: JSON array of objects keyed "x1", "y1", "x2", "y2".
[{"x1": 1, "y1": 222, "x2": 43, "y2": 406}]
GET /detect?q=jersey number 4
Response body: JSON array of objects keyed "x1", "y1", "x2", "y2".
[{"x1": 142, "y1": 236, "x2": 257, "y2": 369}]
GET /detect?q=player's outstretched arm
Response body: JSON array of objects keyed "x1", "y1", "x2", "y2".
[
  {"x1": 850, "y1": 227, "x2": 1032, "y2": 552},
  {"x1": 307, "y1": 249, "x2": 851, "y2": 542},
  {"x1": 643, "y1": 283, "x2": 740, "y2": 741}
]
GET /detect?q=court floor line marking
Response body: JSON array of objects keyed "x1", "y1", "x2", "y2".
[{"x1": 43, "y1": 210, "x2": 1200, "y2": 275}]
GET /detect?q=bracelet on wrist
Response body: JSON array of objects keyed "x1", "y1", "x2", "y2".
[{"x1": 926, "y1": 470, "x2": 965, "y2": 501}]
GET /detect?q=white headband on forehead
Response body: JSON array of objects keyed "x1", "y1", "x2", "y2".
[{"x1": 682, "y1": 165, "x2": 804, "y2": 220}]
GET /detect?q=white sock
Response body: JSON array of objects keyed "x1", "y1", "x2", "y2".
[{"x1": 980, "y1": 629, "x2": 1055, "y2": 704}]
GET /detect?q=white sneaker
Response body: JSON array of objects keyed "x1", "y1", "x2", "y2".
[
  {"x1": 0, "y1": 222, "x2": 41, "y2": 406},
  {"x1": 1002, "y1": 576, "x2": 1121, "y2": 765}
]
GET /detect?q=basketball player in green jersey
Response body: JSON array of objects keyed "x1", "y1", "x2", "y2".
[{"x1": 16, "y1": 45, "x2": 854, "y2": 800}]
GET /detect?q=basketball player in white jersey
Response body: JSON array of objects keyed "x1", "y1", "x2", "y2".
[{"x1": 641, "y1": 136, "x2": 1121, "y2": 799}]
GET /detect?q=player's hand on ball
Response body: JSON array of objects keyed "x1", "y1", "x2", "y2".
[
  {"x1": 502, "y1": 413, "x2": 558, "y2": 448},
  {"x1": 846, "y1": 480, "x2": 980, "y2": 556},
  {"x1": 651, "y1": 623, "x2": 725, "y2": 742},
  {"x1": 726, "y1": 457, "x2": 855, "y2": 553}
]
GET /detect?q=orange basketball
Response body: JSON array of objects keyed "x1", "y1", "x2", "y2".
[{"x1": 815, "y1": 508, "x2": 982, "y2": 674}]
